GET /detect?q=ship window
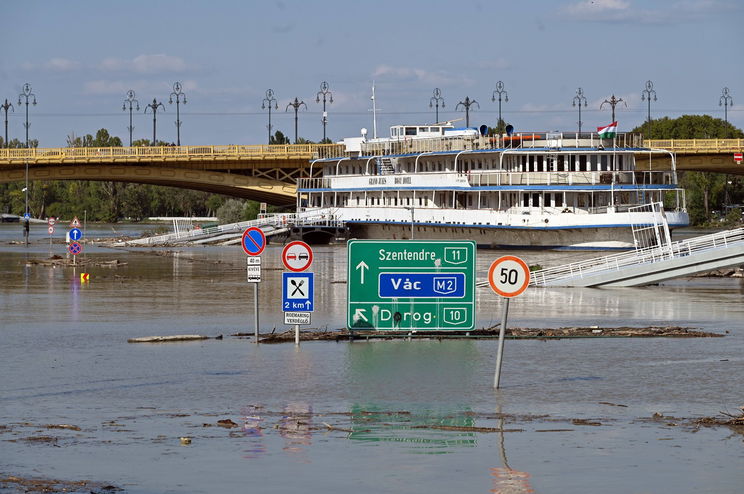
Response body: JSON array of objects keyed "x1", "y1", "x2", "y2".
[
  {"x1": 532, "y1": 193, "x2": 540, "y2": 207},
  {"x1": 590, "y1": 155, "x2": 598, "y2": 171},
  {"x1": 601, "y1": 155, "x2": 608, "y2": 170},
  {"x1": 579, "y1": 155, "x2": 587, "y2": 171},
  {"x1": 523, "y1": 193, "x2": 529, "y2": 207},
  {"x1": 405, "y1": 127, "x2": 417, "y2": 136},
  {"x1": 392, "y1": 128, "x2": 398, "y2": 137}
]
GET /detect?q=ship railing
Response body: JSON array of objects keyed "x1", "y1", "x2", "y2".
[
  {"x1": 292, "y1": 207, "x2": 344, "y2": 227},
  {"x1": 466, "y1": 170, "x2": 674, "y2": 187},
  {"x1": 530, "y1": 227, "x2": 744, "y2": 286}
]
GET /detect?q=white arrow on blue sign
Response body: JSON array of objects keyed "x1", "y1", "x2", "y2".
[{"x1": 69, "y1": 228, "x2": 83, "y2": 241}]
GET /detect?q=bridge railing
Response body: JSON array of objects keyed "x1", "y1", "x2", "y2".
[
  {"x1": 645, "y1": 138, "x2": 744, "y2": 153},
  {"x1": 0, "y1": 143, "x2": 346, "y2": 163}
]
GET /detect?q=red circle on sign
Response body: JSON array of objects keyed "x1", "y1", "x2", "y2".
[
  {"x1": 241, "y1": 227, "x2": 266, "y2": 256},
  {"x1": 48, "y1": 226, "x2": 55, "y2": 235},
  {"x1": 68, "y1": 241, "x2": 83, "y2": 256},
  {"x1": 282, "y1": 241, "x2": 313, "y2": 272},
  {"x1": 488, "y1": 256, "x2": 530, "y2": 298}
]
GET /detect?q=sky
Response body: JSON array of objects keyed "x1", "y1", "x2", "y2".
[{"x1": 1, "y1": 0, "x2": 742, "y2": 147}]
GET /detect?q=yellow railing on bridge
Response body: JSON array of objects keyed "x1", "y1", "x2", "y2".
[
  {"x1": 0, "y1": 143, "x2": 346, "y2": 163},
  {"x1": 645, "y1": 139, "x2": 744, "y2": 153}
]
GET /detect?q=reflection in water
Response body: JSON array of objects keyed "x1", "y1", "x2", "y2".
[
  {"x1": 490, "y1": 395, "x2": 534, "y2": 493},
  {"x1": 279, "y1": 402, "x2": 312, "y2": 460},
  {"x1": 241, "y1": 404, "x2": 266, "y2": 459},
  {"x1": 348, "y1": 404, "x2": 476, "y2": 453}
]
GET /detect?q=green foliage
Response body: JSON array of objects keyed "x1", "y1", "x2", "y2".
[
  {"x1": 1, "y1": 137, "x2": 38, "y2": 148},
  {"x1": 269, "y1": 131, "x2": 290, "y2": 145},
  {"x1": 631, "y1": 115, "x2": 744, "y2": 139},
  {"x1": 216, "y1": 199, "x2": 245, "y2": 224},
  {"x1": 632, "y1": 115, "x2": 744, "y2": 226}
]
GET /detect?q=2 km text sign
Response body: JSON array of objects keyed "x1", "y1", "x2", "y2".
[{"x1": 347, "y1": 240, "x2": 475, "y2": 331}]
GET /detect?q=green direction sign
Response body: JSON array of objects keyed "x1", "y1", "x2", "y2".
[{"x1": 347, "y1": 240, "x2": 475, "y2": 331}]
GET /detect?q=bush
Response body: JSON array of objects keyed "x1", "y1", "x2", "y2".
[{"x1": 216, "y1": 199, "x2": 245, "y2": 224}]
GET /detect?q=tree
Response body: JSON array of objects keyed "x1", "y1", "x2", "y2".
[
  {"x1": 632, "y1": 115, "x2": 744, "y2": 225},
  {"x1": 269, "y1": 130, "x2": 290, "y2": 145}
]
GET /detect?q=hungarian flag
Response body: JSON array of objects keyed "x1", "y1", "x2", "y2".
[{"x1": 597, "y1": 122, "x2": 618, "y2": 138}]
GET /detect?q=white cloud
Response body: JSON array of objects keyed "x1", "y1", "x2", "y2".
[
  {"x1": 561, "y1": 0, "x2": 740, "y2": 23},
  {"x1": 371, "y1": 65, "x2": 470, "y2": 86},
  {"x1": 20, "y1": 57, "x2": 82, "y2": 72},
  {"x1": 99, "y1": 54, "x2": 188, "y2": 74}
]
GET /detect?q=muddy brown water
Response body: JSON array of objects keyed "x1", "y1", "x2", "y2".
[{"x1": 1, "y1": 224, "x2": 743, "y2": 493}]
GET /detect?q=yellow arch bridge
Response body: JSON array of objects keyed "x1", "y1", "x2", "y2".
[{"x1": 0, "y1": 139, "x2": 741, "y2": 205}]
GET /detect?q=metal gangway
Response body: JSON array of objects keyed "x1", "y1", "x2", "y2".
[
  {"x1": 528, "y1": 227, "x2": 744, "y2": 287},
  {"x1": 117, "y1": 208, "x2": 342, "y2": 246}
]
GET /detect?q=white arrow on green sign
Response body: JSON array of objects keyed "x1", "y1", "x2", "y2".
[{"x1": 347, "y1": 240, "x2": 476, "y2": 331}]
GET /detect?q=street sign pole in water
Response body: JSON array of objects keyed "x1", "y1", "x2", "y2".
[
  {"x1": 281, "y1": 241, "x2": 314, "y2": 345},
  {"x1": 242, "y1": 227, "x2": 266, "y2": 343},
  {"x1": 488, "y1": 256, "x2": 531, "y2": 389}
]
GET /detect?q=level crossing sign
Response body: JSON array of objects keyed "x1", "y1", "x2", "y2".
[
  {"x1": 347, "y1": 240, "x2": 475, "y2": 331},
  {"x1": 282, "y1": 272, "x2": 314, "y2": 312}
]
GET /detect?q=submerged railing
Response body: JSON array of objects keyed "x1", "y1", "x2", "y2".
[{"x1": 528, "y1": 227, "x2": 744, "y2": 287}]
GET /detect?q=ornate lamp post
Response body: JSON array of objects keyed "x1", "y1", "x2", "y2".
[
  {"x1": 572, "y1": 87, "x2": 587, "y2": 133},
  {"x1": 262, "y1": 89, "x2": 278, "y2": 144},
  {"x1": 429, "y1": 88, "x2": 445, "y2": 123},
  {"x1": 144, "y1": 98, "x2": 165, "y2": 145},
  {"x1": 286, "y1": 97, "x2": 307, "y2": 144},
  {"x1": 169, "y1": 82, "x2": 187, "y2": 146},
  {"x1": 720, "y1": 87, "x2": 733, "y2": 123},
  {"x1": 491, "y1": 81, "x2": 508, "y2": 127},
  {"x1": 600, "y1": 94, "x2": 626, "y2": 123},
  {"x1": 1, "y1": 99, "x2": 14, "y2": 147},
  {"x1": 316, "y1": 82, "x2": 333, "y2": 142},
  {"x1": 641, "y1": 80, "x2": 657, "y2": 123},
  {"x1": 122, "y1": 90, "x2": 140, "y2": 147},
  {"x1": 18, "y1": 83, "x2": 37, "y2": 148},
  {"x1": 455, "y1": 96, "x2": 479, "y2": 128}
]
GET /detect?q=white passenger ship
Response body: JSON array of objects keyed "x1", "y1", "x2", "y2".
[{"x1": 297, "y1": 123, "x2": 689, "y2": 250}]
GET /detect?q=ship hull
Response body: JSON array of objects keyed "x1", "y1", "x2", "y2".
[{"x1": 348, "y1": 222, "x2": 666, "y2": 250}]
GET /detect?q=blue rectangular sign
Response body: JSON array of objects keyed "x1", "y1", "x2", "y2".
[
  {"x1": 282, "y1": 272, "x2": 314, "y2": 312},
  {"x1": 378, "y1": 272, "x2": 466, "y2": 298}
]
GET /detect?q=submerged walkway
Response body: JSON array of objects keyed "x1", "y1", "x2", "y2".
[{"x1": 525, "y1": 228, "x2": 744, "y2": 287}]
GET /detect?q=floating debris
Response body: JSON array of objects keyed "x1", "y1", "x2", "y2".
[{"x1": 127, "y1": 334, "x2": 221, "y2": 343}]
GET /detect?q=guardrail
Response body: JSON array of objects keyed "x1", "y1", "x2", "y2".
[
  {"x1": 0, "y1": 143, "x2": 346, "y2": 163},
  {"x1": 529, "y1": 227, "x2": 744, "y2": 286},
  {"x1": 644, "y1": 139, "x2": 744, "y2": 153},
  {"x1": 125, "y1": 208, "x2": 341, "y2": 245}
]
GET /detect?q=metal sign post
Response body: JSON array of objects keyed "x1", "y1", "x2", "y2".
[
  {"x1": 488, "y1": 256, "x2": 531, "y2": 389},
  {"x1": 242, "y1": 227, "x2": 266, "y2": 343}
]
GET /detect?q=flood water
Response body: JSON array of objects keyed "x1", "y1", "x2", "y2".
[{"x1": 1, "y1": 223, "x2": 742, "y2": 493}]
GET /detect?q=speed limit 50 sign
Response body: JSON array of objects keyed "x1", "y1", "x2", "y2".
[{"x1": 488, "y1": 256, "x2": 530, "y2": 298}]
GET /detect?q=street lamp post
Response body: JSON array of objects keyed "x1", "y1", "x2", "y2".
[
  {"x1": 18, "y1": 83, "x2": 37, "y2": 148},
  {"x1": 144, "y1": 98, "x2": 165, "y2": 145},
  {"x1": 122, "y1": 90, "x2": 140, "y2": 147},
  {"x1": 286, "y1": 97, "x2": 307, "y2": 144},
  {"x1": 429, "y1": 88, "x2": 445, "y2": 123},
  {"x1": 316, "y1": 82, "x2": 333, "y2": 142},
  {"x1": 641, "y1": 80, "x2": 657, "y2": 123},
  {"x1": 491, "y1": 81, "x2": 508, "y2": 128},
  {"x1": 262, "y1": 89, "x2": 278, "y2": 144},
  {"x1": 1, "y1": 99, "x2": 14, "y2": 147},
  {"x1": 455, "y1": 96, "x2": 479, "y2": 128},
  {"x1": 600, "y1": 94, "x2": 626, "y2": 123},
  {"x1": 169, "y1": 82, "x2": 187, "y2": 146},
  {"x1": 720, "y1": 87, "x2": 733, "y2": 123},
  {"x1": 572, "y1": 88, "x2": 587, "y2": 133}
]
